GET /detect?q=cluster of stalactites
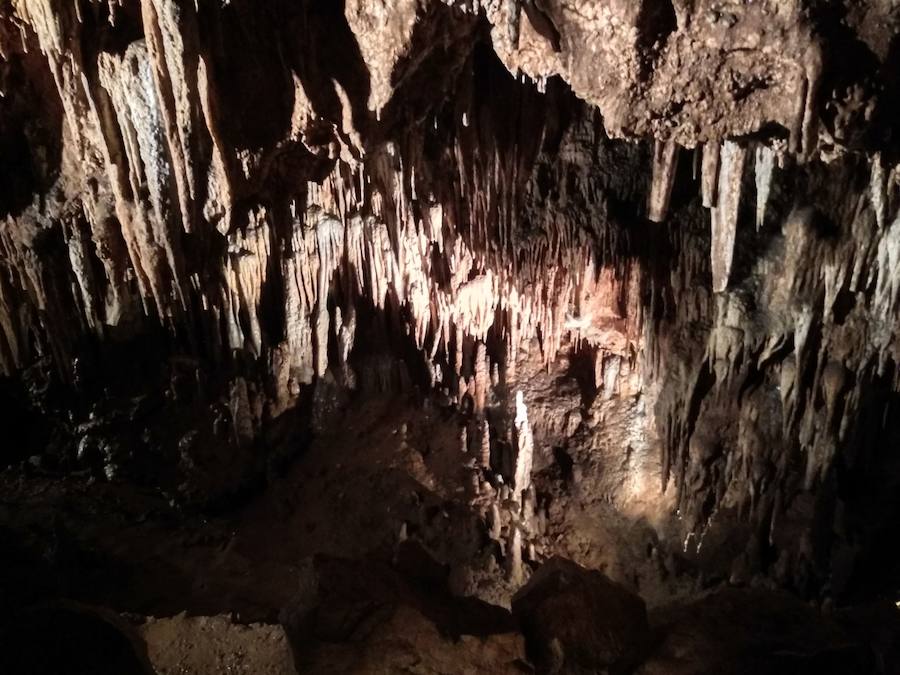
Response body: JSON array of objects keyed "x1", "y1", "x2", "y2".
[
  {"x1": 0, "y1": 0, "x2": 644, "y2": 383},
  {"x1": 264, "y1": 155, "x2": 636, "y2": 410},
  {"x1": 648, "y1": 137, "x2": 900, "y2": 299},
  {"x1": 660, "y1": 153, "x2": 900, "y2": 546},
  {"x1": 0, "y1": 0, "x2": 241, "y2": 374},
  {"x1": 647, "y1": 139, "x2": 780, "y2": 293}
]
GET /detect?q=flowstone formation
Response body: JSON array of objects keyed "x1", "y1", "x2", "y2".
[{"x1": 2, "y1": 1, "x2": 900, "y2": 673}]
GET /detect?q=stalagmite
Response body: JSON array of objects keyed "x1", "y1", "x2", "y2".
[
  {"x1": 336, "y1": 305, "x2": 357, "y2": 385},
  {"x1": 710, "y1": 141, "x2": 747, "y2": 293},
  {"x1": 468, "y1": 468, "x2": 481, "y2": 496},
  {"x1": 473, "y1": 342, "x2": 489, "y2": 415},
  {"x1": 648, "y1": 140, "x2": 678, "y2": 222},
  {"x1": 512, "y1": 390, "x2": 534, "y2": 502},
  {"x1": 821, "y1": 361, "x2": 845, "y2": 423},
  {"x1": 506, "y1": 524, "x2": 523, "y2": 583},
  {"x1": 489, "y1": 503, "x2": 502, "y2": 541},
  {"x1": 521, "y1": 485, "x2": 536, "y2": 534},
  {"x1": 229, "y1": 377, "x2": 255, "y2": 446},
  {"x1": 480, "y1": 420, "x2": 492, "y2": 469}
]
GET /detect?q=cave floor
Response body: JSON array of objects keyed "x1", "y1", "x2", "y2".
[{"x1": 2, "y1": 388, "x2": 898, "y2": 673}]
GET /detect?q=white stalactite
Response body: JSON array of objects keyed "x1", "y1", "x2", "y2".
[
  {"x1": 648, "y1": 140, "x2": 679, "y2": 222},
  {"x1": 701, "y1": 142, "x2": 720, "y2": 209},
  {"x1": 755, "y1": 144, "x2": 775, "y2": 231},
  {"x1": 711, "y1": 141, "x2": 747, "y2": 293}
]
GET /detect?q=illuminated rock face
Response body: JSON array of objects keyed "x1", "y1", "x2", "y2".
[{"x1": 2, "y1": 1, "x2": 900, "y2": 665}]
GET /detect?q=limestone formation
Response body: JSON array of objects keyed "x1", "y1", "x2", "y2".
[
  {"x1": 512, "y1": 390, "x2": 534, "y2": 502},
  {"x1": 3, "y1": 1, "x2": 900, "y2": 672}
]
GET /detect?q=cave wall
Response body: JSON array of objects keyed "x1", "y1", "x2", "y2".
[{"x1": 2, "y1": 0, "x2": 900, "y2": 605}]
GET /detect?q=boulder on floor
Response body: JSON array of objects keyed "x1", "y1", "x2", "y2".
[
  {"x1": 511, "y1": 556, "x2": 651, "y2": 674},
  {"x1": 280, "y1": 552, "x2": 530, "y2": 673}
]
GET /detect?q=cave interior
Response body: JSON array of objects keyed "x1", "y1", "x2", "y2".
[{"x1": 2, "y1": 0, "x2": 900, "y2": 673}]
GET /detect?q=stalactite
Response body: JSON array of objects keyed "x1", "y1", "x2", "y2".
[
  {"x1": 337, "y1": 305, "x2": 357, "y2": 386},
  {"x1": 799, "y1": 44, "x2": 823, "y2": 159},
  {"x1": 648, "y1": 140, "x2": 678, "y2": 223},
  {"x1": 140, "y1": 0, "x2": 202, "y2": 235},
  {"x1": 701, "y1": 143, "x2": 720, "y2": 210},
  {"x1": 710, "y1": 141, "x2": 746, "y2": 293},
  {"x1": 0, "y1": 276, "x2": 20, "y2": 376},
  {"x1": 506, "y1": 523, "x2": 523, "y2": 583},
  {"x1": 98, "y1": 41, "x2": 188, "y2": 316},
  {"x1": 754, "y1": 145, "x2": 775, "y2": 231},
  {"x1": 512, "y1": 390, "x2": 533, "y2": 502},
  {"x1": 225, "y1": 209, "x2": 270, "y2": 356},
  {"x1": 64, "y1": 218, "x2": 102, "y2": 334}
]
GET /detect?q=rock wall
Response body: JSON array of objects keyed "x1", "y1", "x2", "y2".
[{"x1": 2, "y1": 0, "x2": 900, "y2": 606}]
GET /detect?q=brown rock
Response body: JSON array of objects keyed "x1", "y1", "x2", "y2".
[
  {"x1": 512, "y1": 557, "x2": 650, "y2": 674},
  {"x1": 635, "y1": 589, "x2": 869, "y2": 675},
  {"x1": 138, "y1": 613, "x2": 297, "y2": 675}
]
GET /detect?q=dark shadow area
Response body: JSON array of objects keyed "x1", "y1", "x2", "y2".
[
  {"x1": 876, "y1": 33, "x2": 900, "y2": 165},
  {"x1": 277, "y1": 0, "x2": 371, "y2": 147},
  {"x1": 836, "y1": 359, "x2": 900, "y2": 603},
  {"x1": 0, "y1": 606, "x2": 150, "y2": 675},
  {"x1": 808, "y1": 1, "x2": 884, "y2": 154},
  {"x1": 635, "y1": 0, "x2": 677, "y2": 82},
  {"x1": 0, "y1": 40, "x2": 63, "y2": 218},
  {"x1": 201, "y1": 0, "x2": 295, "y2": 152}
]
